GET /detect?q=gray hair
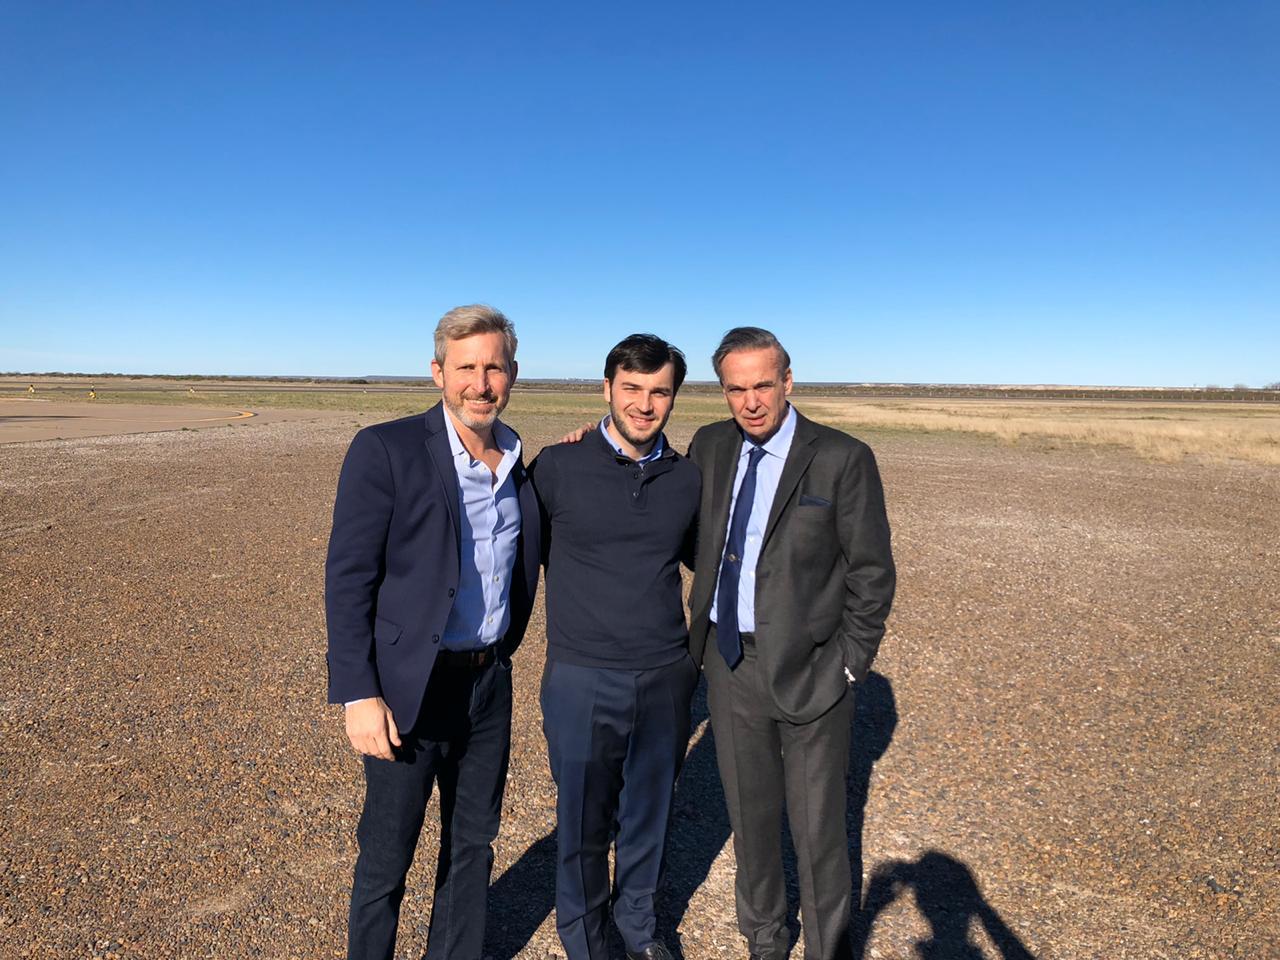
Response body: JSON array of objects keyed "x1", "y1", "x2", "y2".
[
  {"x1": 433, "y1": 304, "x2": 518, "y2": 368},
  {"x1": 711, "y1": 326, "x2": 791, "y2": 383}
]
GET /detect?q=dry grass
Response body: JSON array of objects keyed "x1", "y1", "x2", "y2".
[
  {"x1": 802, "y1": 398, "x2": 1280, "y2": 465},
  {"x1": 8, "y1": 377, "x2": 1277, "y2": 465}
]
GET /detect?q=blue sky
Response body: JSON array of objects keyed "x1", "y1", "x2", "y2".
[{"x1": 2, "y1": 2, "x2": 1276, "y2": 385}]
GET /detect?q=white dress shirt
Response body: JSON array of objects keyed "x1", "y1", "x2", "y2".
[
  {"x1": 710, "y1": 403, "x2": 797, "y2": 634},
  {"x1": 439, "y1": 411, "x2": 522, "y2": 651}
]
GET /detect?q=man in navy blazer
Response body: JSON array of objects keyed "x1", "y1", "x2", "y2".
[{"x1": 325, "y1": 304, "x2": 540, "y2": 960}]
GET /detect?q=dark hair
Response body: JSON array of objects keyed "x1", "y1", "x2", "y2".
[
  {"x1": 604, "y1": 334, "x2": 688, "y2": 394},
  {"x1": 711, "y1": 327, "x2": 791, "y2": 383}
]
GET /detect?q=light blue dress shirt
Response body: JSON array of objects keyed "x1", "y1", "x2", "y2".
[
  {"x1": 440, "y1": 411, "x2": 522, "y2": 651},
  {"x1": 710, "y1": 403, "x2": 797, "y2": 634},
  {"x1": 598, "y1": 415, "x2": 665, "y2": 465}
]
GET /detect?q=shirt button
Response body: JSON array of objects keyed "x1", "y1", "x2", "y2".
[
  {"x1": 493, "y1": 575, "x2": 500, "y2": 582},
  {"x1": 432, "y1": 634, "x2": 440, "y2": 643},
  {"x1": 448, "y1": 588, "x2": 455, "y2": 597},
  {"x1": 632, "y1": 492, "x2": 639, "y2": 498}
]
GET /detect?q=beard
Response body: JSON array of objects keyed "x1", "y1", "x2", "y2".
[
  {"x1": 609, "y1": 406, "x2": 665, "y2": 450},
  {"x1": 445, "y1": 390, "x2": 506, "y2": 431}
]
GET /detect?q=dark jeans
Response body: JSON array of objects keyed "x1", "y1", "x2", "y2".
[
  {"x1": 540, "y1": 656, "x2": 698, "y2": 960},
  {"x1": 347, "y1": 657, "x2": 513, "y2": 960}
]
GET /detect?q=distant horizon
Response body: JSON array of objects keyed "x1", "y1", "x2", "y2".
[{"x1": 4, "y1": 370, "x2": 1278, "y2": 393}]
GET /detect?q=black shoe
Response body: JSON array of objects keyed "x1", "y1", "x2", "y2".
[{"x1": 626, "y1": 942, "x2": 675, "y2": 960}]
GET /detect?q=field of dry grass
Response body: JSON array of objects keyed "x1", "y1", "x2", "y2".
[
  {"x1": 802, "y1": 399, "x2": 1280, "y2": 466},
  {"x1": 7, "y1": 376, "x2": 1277, "y2": 466}
]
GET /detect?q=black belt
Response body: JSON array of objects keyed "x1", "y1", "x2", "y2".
[
  {"x1": 436, "y1": 646, "x2": 498, "y2": 669},
  {"x1": 711, "y1": 624, "x2": 756, "y2": 647}
]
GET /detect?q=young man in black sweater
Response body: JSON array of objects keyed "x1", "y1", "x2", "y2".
[{"x1": 529, "y1": 334, "x2": 700, "y2": 960}]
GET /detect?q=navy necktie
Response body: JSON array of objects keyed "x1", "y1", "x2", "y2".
[{"x1": 716, "y1": 445, "x2": 765, "y2": 668}]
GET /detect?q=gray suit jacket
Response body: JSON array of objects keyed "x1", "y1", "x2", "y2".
[{"x1": 687, "y1": 408, "x2": 895, "y2": 723}]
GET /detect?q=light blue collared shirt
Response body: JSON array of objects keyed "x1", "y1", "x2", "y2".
[
  {"x1": 440, "y1": 411, "x2": 522, "y2": 651},
  {"x1": 598, "y1": 415, "x2": 666, "y2": 465},
  {"x1": 710, "y1": 403, "x2": 797, "y2": 633}
]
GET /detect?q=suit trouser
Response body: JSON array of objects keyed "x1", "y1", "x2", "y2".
[
  {"x1": 704, "y1": 631, "x2": 855, "y2": 960},
  {"x1": 540, "y1": 656, "x2": 698, "y2": 960},
  {"x1": 347, "y1": 657, "x2": 513, "y2": 960}
]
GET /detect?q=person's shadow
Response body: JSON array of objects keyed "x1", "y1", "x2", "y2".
[
  {"x1": 656, "y1": 675, "x2": 734, "y2": 956},
  {"x1": 483, "y1": 827, "x2": 558, "y2": 959},
  {"x1": 847, "y1": 671, "x2": 898, "y2": 919},
  {"x1": 846, "y1": 675, "x2": 1035, "y2": 958},
  {"x1": 854, "y1": 851, "x2": 1036, "y2": 959},
  {"x1": 483, "y1": 670, "x2": 1034, "y2": 960}
]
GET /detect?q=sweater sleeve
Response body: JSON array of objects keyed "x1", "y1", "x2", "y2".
[{"x1": 527, "y1": 450, "x2": 557, "y2": 569}]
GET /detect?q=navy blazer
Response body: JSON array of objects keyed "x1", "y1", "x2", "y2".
[{"x1": 324, "y1": 402, "x2": 541, "y2": 732}]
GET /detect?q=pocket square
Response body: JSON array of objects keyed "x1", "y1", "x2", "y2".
[{"x1": 799, "y1": 494, "x2": 831, "y2": 507}]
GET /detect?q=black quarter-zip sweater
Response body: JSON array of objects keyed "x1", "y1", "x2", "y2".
[{"x1": 528, "y1": 428, "x2": 701, "y2": 669}]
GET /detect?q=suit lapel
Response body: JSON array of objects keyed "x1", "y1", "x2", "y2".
[
  {"x1": 423, "y1": 403, "x2": 463, "y2": 560},
  {"x1": 514, "y1": 458, "x2": 539, "y2": 582},
  {"x1": 708, "y1": 425, "x2": 743, "y2": 562},
  {"x1": 761, "y1": 412, "x2": 818, "y2": 550}
]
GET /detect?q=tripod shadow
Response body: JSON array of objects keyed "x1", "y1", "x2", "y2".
[{"x1": 854, "y1": 851, "x2": 1036, "y2": 959}]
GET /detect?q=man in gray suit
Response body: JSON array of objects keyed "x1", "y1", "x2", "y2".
[{"x1": 687, "y1": 327, "x2": 896, "y2": 960}]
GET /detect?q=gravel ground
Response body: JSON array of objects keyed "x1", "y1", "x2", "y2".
[{"x1": 0, "y1": 410, "x2": 1275, "y2": 960}]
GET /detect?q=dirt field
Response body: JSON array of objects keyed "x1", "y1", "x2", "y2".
[
  {"x1": 0, "y1": 396, "x2": 1275, "y2": 959},
  {"x1": 0, "y1": 399, "x2": 354, "y2": 444}
]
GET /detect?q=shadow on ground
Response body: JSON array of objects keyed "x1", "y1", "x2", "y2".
[
  {"x1": 854, "y1": 851, "x2": 1037, "y2": 959},
  {"x1": 484, "y1": 671, "x2": 1035, "y2": 960},
  {"x1": 658, "y1": 676, "x2": 733, "y2": 957},
  {"x1": 485, "y1": 829, "x2": 558, "y2": 959},
  {"x1": 847, "y1": 675, "x2": 1036, "y2": 959}
]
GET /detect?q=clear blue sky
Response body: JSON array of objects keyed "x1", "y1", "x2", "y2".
[{"x1": 2, "y1": 2, "x2": 1276, "y2": 385}]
